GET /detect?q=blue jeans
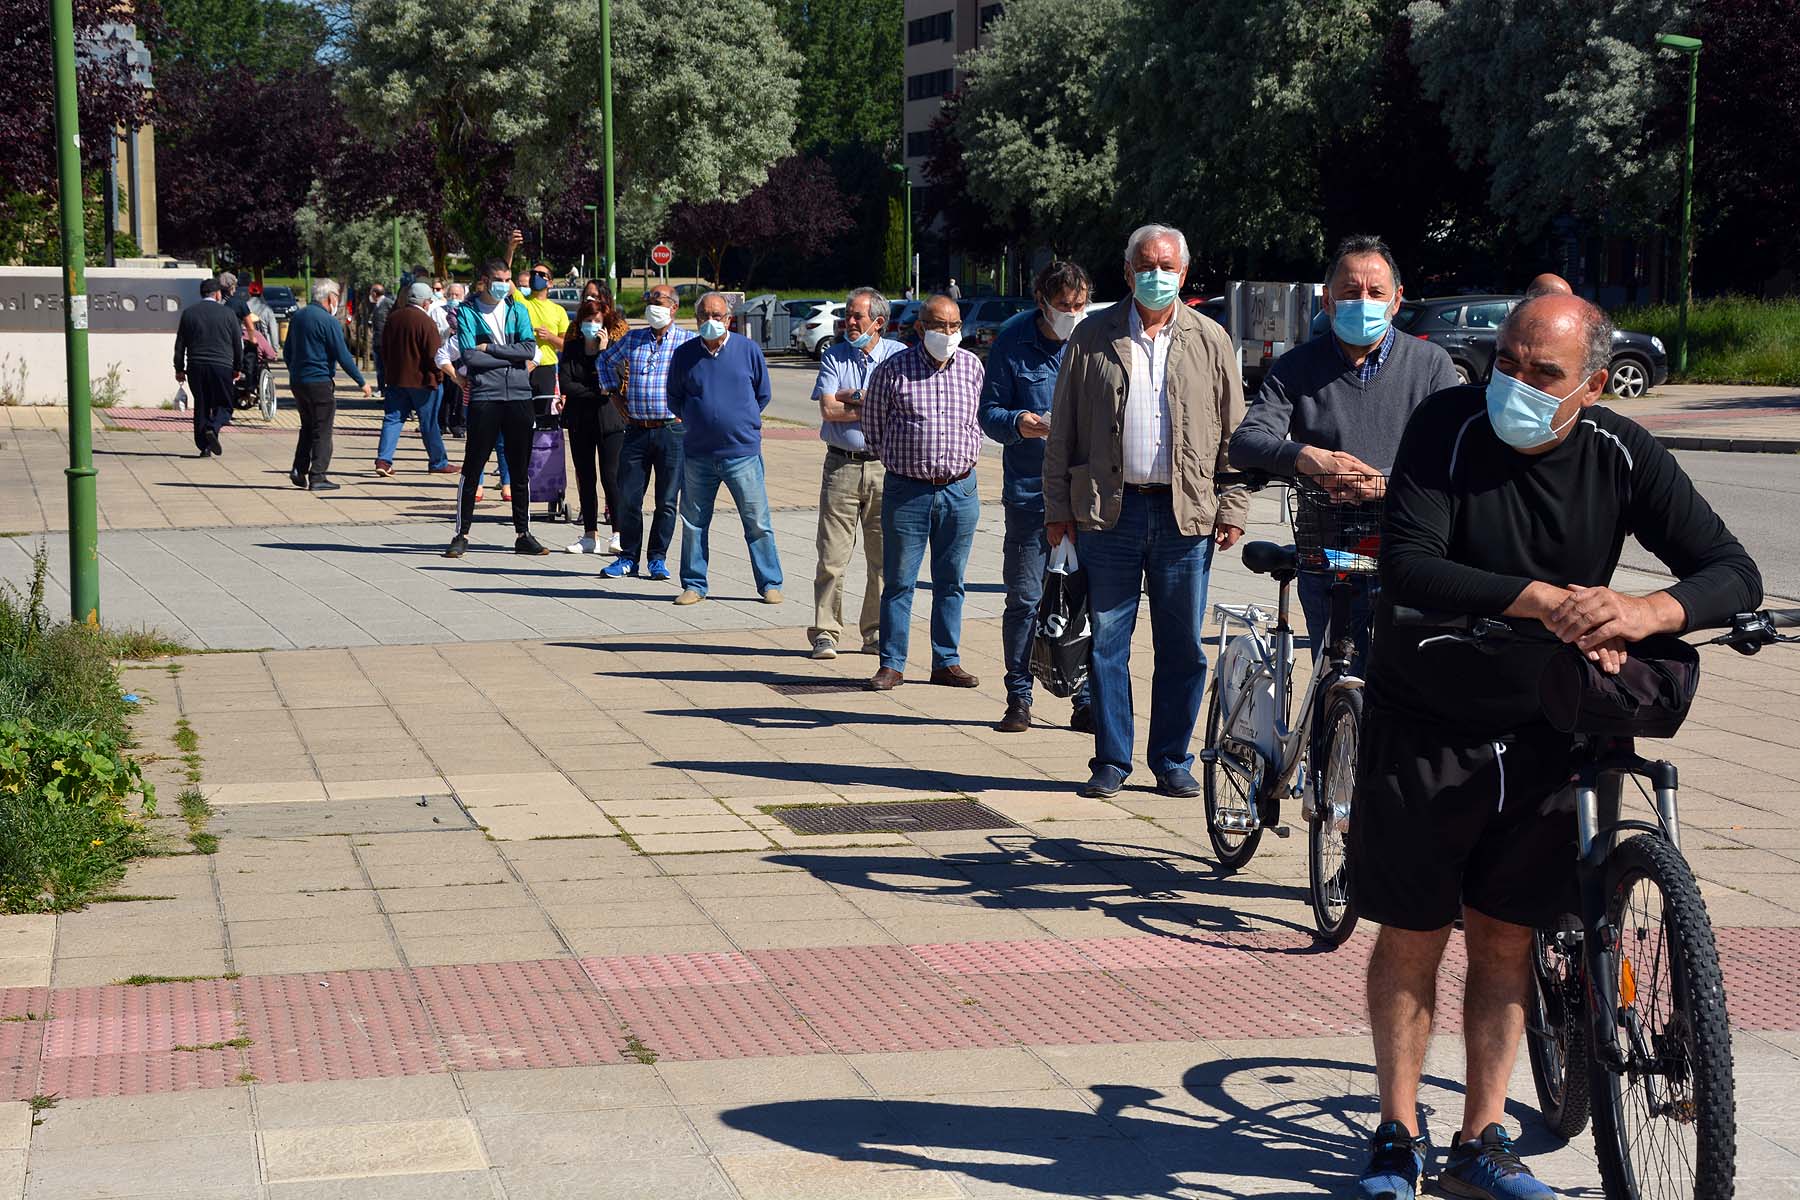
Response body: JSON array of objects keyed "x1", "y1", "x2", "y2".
[
  {"x1": 1297, "y1": 572, "x2": 1379, "y2": 674},
  {"x1": 616, "y1": 424, "x2": 685, "y2": 562},
  {"x1": 878, "y1": 471, "x2": 979, "y2": 673},
  {"x1": 1002, "y1": 503, "x2": 1089, "y2": 708},
  {"x1": 495, "y1": 431, "x2": 511, "y2": 486},
  {"x1": 376, "y1": 386, "x2": 448, "y2": 469},
  {"x1": 1078, "y1": 490, "x2": 1215, "y2": 780},
  {"x1": 679, "y1": 453, "x2": 783, "y2": 596}
]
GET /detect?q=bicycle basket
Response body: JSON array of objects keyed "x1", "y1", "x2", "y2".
[{"x1": 1289, "y1": 474, "x2": 1385, "y2": 575}]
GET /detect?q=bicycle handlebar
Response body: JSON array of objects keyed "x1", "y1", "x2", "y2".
[{"x1": 1394, "y1": 605, "x2": 1800, "y2": 655}]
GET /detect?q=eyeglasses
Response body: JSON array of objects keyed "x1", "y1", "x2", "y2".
[{"x1": 921, "y1": 320, "x2": 962, "y2": 333}]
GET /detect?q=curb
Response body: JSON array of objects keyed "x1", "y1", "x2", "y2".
[{"x1": 1654, "y1": 435, "x2": 1800, "y2": 454}]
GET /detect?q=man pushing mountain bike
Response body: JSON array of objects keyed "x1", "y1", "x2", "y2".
[{"x1": 1351, "y1": 292, "x2": 1762, "y2": 1200}]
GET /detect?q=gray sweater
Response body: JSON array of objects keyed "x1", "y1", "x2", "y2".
[{"x1": 1228, "y1": 331, "x2": 1459, "y2": 474}]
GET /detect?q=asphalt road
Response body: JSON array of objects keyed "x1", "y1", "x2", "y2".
[{"x1": 765, "y1": 357, "x2": 1800, "y2": 602}]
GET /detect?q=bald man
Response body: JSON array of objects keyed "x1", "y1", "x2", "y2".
[
  {"x1": 1524, "y1": 273, "x2": 1572, "y2": 298},
  {"x1": 1347, "y1": 291, "x2": 1761, "y2": 1200}
]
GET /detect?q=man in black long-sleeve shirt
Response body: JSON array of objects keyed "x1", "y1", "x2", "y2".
[
  {"x1": 173, "y1": 278, "x2": 244, "y2": 457},
  {"x1": 1348, "y1": 294, "x2": 1761, "y2": 1200}
]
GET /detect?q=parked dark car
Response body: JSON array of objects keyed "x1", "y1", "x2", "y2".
[
  {"x1": 885, "y1": 299, "x2": 923, "y2": 345},
  {"x1": 961, "y1": 295, "x2": 1036, "y2": 355},
  {"x1": 261, "y1": 286, "x2": 297, "y2": 319},
  {"x1": 1400, "y1": 294, "x2": 1668, "y2": 399}
]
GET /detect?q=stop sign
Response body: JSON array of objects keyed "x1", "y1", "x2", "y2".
[{"x1": 651, "y1": 243, "x2": 673, "y2": 267}]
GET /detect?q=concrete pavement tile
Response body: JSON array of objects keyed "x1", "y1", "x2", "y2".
[
  {"x1": 722, "y1": 917, "x2": 899, "y2": 949},
  {"x1": 0, "y1": 1148, "x2": 19, "y2": 1200},
  {"x1": 455, "y1": 1064, "x2": 670, "y2": 1116},
  {"x1": 386, "y1": 907, "x2": 553, "y2": 938},
  {"x1": 675, "y1": 872, "x2": 843, "y2": 899},
  {"x1": 537, "y1": 898, "x2": 711, "y2": 929},
  {"x1": 634, "y1": 831, "x2": 774, "y2": 855},
  {"x1": 218, "y1": 889, "x2": 381, "y2": 923},
  {"x1": 848, "y1": 1049, "x2": 1064, "y2": 1098},
  {"x1": 513, "y1": 879, "x2": 686, "y2": 909},
  {"x1": 0, "y1": 916, "x2": 54, "y2": 957},
  {"x1": 1031, "y1": 1041, "x2": 1227, "y2": 1090},
  {"x1": 206, "y1": 780, "x2": 328, "y2": 806},
  {"x1": 399, "y1": 931, "x2": 568, "y2": 966},
  {"x1": 376, "y1": 882, "x2": 535, "y2": 912},
  {"x1": 693, "y1": 893, "x2": 864, "y2": 925},
  {"x1": 655, "y1": 1054, "x2": 873, "y2": 1105},
  {"x1": 0, "y1": 956, "x2": 50, "y2": 989},
  {"x1": 562, "y1": 924, "x2": 738, "y2": 957},
  {"x1": 476, "y1": 1107, "x2": 702, "y2": 1166},
  {"x1": 27, "y1": 1089, "x2": 253, "y2": 1150},
  {"x1": 0, "y1": 1103, "x2": 28, "y2": 1151},
  {"x1": 227, "y1": 916, "x2": 392, "y2": 947},
  {"x1": 614, "y1": 813, "x2": 759, "y2": 836},
  {"x1": 262, "y1": 1117, "x2": 487, "y2": 1182},
  {"x1": 24, "y1": 1132, "x2": 261, "y2": 1197},
  {"x1": 494, "y1": 1158, "x2": 736, "y2": 1200},
  {"x1": 254, "y1": 1074, "x2": 468, "y2": 1129},
  {"x1": 267, "y1": 1171, "x2": 500, "y2": 1199},
  {"x1": 873, "y1": 912, "x2": 1058, "y2": 944},
  {"x1": 231, "y1": 939, "x2": 402, "y2": 976},
  {"x1": 360, "y1": 861, "x2": 510, "y2": 890},
  {"x1": 716, "y1": 1149, "x2": 962, "y2": 1200},
  {"x1": 651, "y1": 852, "x2": 797, "y2": 876},
  {"x1": 51, "y1": 947, "x2": 230, "y2": 988}
]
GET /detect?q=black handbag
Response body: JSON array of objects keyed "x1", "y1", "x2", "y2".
[{"x1": 1538, "y1": 635, "x2": 1701, "y2": 738}]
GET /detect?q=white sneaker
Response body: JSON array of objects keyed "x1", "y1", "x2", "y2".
[
  {"x1": 608, "y1": 532, "x2": 623, "y2": 554},
  {"x1": 810, "y1": 636, "x2": 837, "y2": 660},
  {"x1": 566, "y1": 536, "x2": 598, "y2": 554}
]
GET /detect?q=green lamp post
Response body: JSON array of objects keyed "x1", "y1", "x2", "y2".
[{"x1": 1656, "y1": 31, "x2": 1702, "y2": 375}]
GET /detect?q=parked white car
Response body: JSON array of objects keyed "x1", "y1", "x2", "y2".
[{"x1": 790, "y1": 301, "x2": 845, "y2": 358}]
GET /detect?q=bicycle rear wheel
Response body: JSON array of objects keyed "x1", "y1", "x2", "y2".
[
  {"x1": 1307, "y1": 687, "x2": 1359, "y2": 943},
  {"x1": 1526, "y1": 924, "x2": 1591, "y2": 1140},
  {"x1": 1589, "y1": 833, "x2": 1734, "y2": 1200},
  {"x1": 1202, "y1": 681, "x2": 1262, "y2": 871}
]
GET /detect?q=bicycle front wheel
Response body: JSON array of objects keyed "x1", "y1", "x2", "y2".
[
  {"x1": 1589, "y1": 833, "x2": 1735, "y2": 1200},
  {"x1": 1307, "y1": 688, "x2": 1359, "y2": 944},
  {"x1": 1526, "y1": 924, "x2": 1591, "y2": 1140},
  {"x1": 1202, "y1": 681, "x2": 1262, "y2": 871}
]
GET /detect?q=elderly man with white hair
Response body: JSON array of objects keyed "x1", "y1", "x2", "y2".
[
  {"x1": 663, "y1": 290, "x2": 784, "y2": 606},
  {"x1": 1043, "y1": 223, "x2": 1249, "y2": 799},
  {"x1": 282, "y1": 279, "x2": 371, "y2": 492}
]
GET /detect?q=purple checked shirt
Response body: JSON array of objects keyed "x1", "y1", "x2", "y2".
[{"x1": 862, "y1": 343, "x2": 985, "y2": 482}]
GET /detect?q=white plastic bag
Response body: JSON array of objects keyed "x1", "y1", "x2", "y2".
[{"x1": 173, "y1": 384, "x2": 189, "y2": 411}]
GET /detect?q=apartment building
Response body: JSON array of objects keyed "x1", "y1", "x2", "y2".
[{"x1": 901, "y1": 0, "x2": 1004, "y2": 187}]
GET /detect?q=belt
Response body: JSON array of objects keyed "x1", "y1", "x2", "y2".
[
  {"x1": 628, "y1": 417, "x2": 675, "y2": 429},
  {"x1": 895, "y1": 467, "x2": 973, "y2": 487},
  {"x1": 828, "y1": 447, "x2": 878, "y2": 463},
  {"x1": 1124, "y1": 482, "x2": 1172, "y2": 495}
]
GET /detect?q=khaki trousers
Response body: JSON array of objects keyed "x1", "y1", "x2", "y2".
[{"x1": 810, "y1": 448, "x2": 884, "y2": 646}]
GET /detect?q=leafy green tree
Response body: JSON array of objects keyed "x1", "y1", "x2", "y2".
[
  {"x1": 882, "y1": 194, "x2": 906, "y2": 294},
  {"x1": 151, "y1": 0, "x2": 325, "y2": 76},
  {"x1": 293, "y1": 188, "x2": 429, "y2": 285},
  {"x1": 775, "y1": 0, "x2": 902, "y2": 153},
  {"x1": 954, "y1": 0, "x2": 1124, "y2": 260},
  {"x1": 1405, "y1": 0, "x2": 1691, "y2": 237}
]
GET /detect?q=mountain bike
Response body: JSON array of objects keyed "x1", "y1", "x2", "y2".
[
  {"x1": 1199, "y1": 471, "x2": 1382, "y2": 943},
  {"x1": 1395, "y1": 604, "x2": 1799, "y2": 1199}
]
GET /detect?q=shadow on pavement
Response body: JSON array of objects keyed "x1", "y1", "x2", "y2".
[
  {"x1": 658, "y1": 756, "x2": 1064, "y2": 796},
  {"x1": 647, "y1": 705, "x2": 968, "y2": 730}
]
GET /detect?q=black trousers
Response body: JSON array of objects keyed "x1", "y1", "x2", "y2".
[
  {"x1": 564, "y1": 398, "x2": 624, "y2": 535},
  {"x1": 188, "y1": 364, "x2": 234, "y2": 451},
  {"x1": 458, "y1": 400, "x2": 534, "y2": 536},
  {"x1": 290, "y1": 380, "x2": 337, "y2": 478}
]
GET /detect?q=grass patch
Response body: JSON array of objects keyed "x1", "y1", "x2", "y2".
[
  {"x1": 27, "y1": 1094, "x2": 56, "y2": 1124},
  {"x1": 87, "y1": 893, "x2": 177, "y2": 904},
  {"x1": 236, "y1": 1071, "x2": 258, "y2": 1084},
  {"x1": 622, "y1": 1029, "x2": 659, "y2": 1064},
  {"x1": 102, "y1": 629, "x2": 189, "y2": 660},
  {"x1": 0, "y1": 1012, "x2": 48, "y2": 1022},
  {"x1": 172, "y1": 721, "x2": 199, "y2": 754},
  {"x1": 172, "y1": 1036, "x2": 253, "y2": 1052},
  {"x1": 116, "y1": 972, "x2": 240, "y2": 986},
  {"x1": 1615, "y1": 296, "x2": 1800, "y2": 386}
]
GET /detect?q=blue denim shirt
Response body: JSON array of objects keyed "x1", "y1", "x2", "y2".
[{"x1": 978, "y1": 309, "x2": 1066, "y2": 512}]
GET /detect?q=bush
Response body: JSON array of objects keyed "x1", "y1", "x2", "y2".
[
  {"x1": 0, "y1": 547, "x2": 135, "y2": 740},
  {"x1": 1615, "y1": 297, "x2": 1800, "y2": 387},
  {"x1": 0, "y1": 720, "x2": 155, "y2": 911}
]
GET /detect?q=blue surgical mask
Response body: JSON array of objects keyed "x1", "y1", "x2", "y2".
[
  {"x1": 1133, "y1": 268, "x2": 1180, "y2": 311},
  {"x1": 847, "y1": 329, "x2": 874, "y2": 350},
  {"x1": 488, "y1": 280, "x2": 510, "y2": 301},
  {"x1": 699, "y1": 319, "x2": 728, "y2": 341},
  {"x1": 580, "y1": 322, "x2": 601, "y2": 338},
  {"x1": 1485, "y1": 368, "x2": 1589, "y2": 450},
  {"x1": 1330, "y1": 298, "x2": 1392, "y2": 345},
  {"x1": 530, "y1": 274, "x2": 549, "y2": 292}
]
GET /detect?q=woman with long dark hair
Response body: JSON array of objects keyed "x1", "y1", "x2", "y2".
[{"x1": 560, "y1": 289, "x2": 631, "y2": 554}]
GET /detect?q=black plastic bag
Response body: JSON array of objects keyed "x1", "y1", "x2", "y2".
[{"x1": 1029, "y1": 541, "x2": 1091, "y2": 699}]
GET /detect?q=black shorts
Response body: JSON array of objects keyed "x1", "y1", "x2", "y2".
[{"x1": 1351, "y1": 708, "x2": 1580, "y2": 931}]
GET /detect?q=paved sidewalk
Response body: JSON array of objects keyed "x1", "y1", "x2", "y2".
[{"x1": 1612, "y1": 384, "x2": 1800, "y2": 451}]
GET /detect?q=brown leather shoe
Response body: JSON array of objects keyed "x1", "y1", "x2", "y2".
[
  {"x1": 997, "y1": 698, "x2": 1031, "y2": 733},
  {"x1": 867, "y1": 667, "x2": 903, "y2": 691},
  {"x1": 930, "y1": 664, "x2": 980, "y2": 688}
]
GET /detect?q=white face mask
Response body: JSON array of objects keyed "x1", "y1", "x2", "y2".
[
  {"x1": 1045, "y1": 305, "x2": 1085, "y2": 340},
  {"x1": 644, "y1": 304, "x2": 673, "y2": 330},
  {"x1": 923, "y1": 329, "x2": 962, "y2": 361}
]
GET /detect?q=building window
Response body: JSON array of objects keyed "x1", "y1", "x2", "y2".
[
  {"x1": 906, "y1": 69, "x2": 954, "y2": 101},
  {"x1": 906, "y1": 130, "x2": 939, "y2": 158},
  {"x1": 907, "y1": 10, "x2": 952, "y2": 45},
  {"x1": 979, "y1": 3, "x2": 1004, "y2": 29}
]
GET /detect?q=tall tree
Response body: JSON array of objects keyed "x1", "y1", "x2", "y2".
[
  {"x1": 666, "y1": 153, "x2": 852, "y2": 286},
  {"x1": 150, "y1": 0, "x2": 325, "y2": 76},
  {"x1": 775, "y1": 0, "x2": 902, "y2": 153},
  {"x1": 954, "y1": 0, "x2": 1125, "y2": 264}
]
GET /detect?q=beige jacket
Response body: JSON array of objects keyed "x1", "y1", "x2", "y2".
[{"x1": 1043, "y1": 299, "x2": 1249, "y2": 536}]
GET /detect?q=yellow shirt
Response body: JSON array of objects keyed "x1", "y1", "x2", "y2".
[{"x1": 520, "y1": 293, "x2": 569, "y2": 366}]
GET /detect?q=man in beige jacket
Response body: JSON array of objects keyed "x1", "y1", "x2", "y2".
[{"x1": 1044, "y1": 223, "x2": 1249, "y2": 798}]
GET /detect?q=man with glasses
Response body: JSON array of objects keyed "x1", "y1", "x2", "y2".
[
  {"x1": 980, "y1": 260, "x2": 1095, "y2": 734},
  {"x1": 598, "y1": 282, "x2": 693, "y2": 581},
  {"x1": 861, "y1": 293, "x2": 985, "y2": 691},
  {"x1": 808, "y1": 287, "x2": 904, "y2": 659}
]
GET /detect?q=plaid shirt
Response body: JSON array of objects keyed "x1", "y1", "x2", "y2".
[
  {"x1": 863, "y1": 344, "x2": 985, "y2": 482},
  {"x1": 1336, "y1": 324, "x2": 1396, "y2": 384},
  {"x1": 600, "y1": 324, "x2": 696, "y2": 420}
]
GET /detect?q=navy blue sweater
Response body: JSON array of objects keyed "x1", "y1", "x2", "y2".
[{"x1": 666, "y1": 333, "x2": 771, "y2": 459}]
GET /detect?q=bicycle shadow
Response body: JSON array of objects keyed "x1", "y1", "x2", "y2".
[{"x1": 718, "y1": 1056, "x2": 1583, "y2": 1199}]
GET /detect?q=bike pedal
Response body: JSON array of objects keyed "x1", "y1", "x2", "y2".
[
  {"x1": 1270, "y1": 825, "x2": 1291, "y2": 839},
  {"x1": 1198, "y1": 749, "x2": 1218, "y2": 765}
]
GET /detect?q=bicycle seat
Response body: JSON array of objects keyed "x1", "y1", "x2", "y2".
[{"x1": 1241, "y1": 540, "x2": 1298, "y2": 579}]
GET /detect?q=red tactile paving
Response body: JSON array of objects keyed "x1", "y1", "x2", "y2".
[{"x1": 2, "y1": 926, "x2": 1797, "y2": 1102}]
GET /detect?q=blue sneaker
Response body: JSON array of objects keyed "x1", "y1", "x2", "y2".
[
  {"x1": 645, "y1": 557, "x2": 671, "y2": 582},
  {"x1": 1439, "y1": 1124, "x2": 1552, "y2": 1200},
  {"x1": 599, "y1": 556, "x2": 637, "y2": 579},
  {"x1": 1356, "y1": 1120, "x2": 1427, "y2": 1200}
]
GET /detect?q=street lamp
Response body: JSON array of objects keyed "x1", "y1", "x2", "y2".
[
  {"x1": 888, "y1": 162, "x2": 913, "y2": 297},
  {"x1": 598, "y1": 0, "x2": 617, "y2": 293},
  {"x1": 583, "y1": 204, "x2": 599, "y2": 286},
  {"x1": 1656, "y1": 31, "x2": 1702, "y2": 375}
]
